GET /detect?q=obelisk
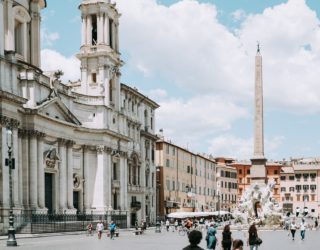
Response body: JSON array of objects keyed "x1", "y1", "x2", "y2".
[{"x1": 250, "y1": 43, "x2": 267, "y2": 184}]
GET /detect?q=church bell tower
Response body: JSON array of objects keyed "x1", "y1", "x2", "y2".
[{"x1": 76, "y1": 0, "x2": 122, "y2": 110}]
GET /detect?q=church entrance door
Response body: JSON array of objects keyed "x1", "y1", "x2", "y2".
[
  {"x1": 45, "y1": 173, "x2": 53, "y2": 214},
  {"x1": 73, "y1": 191, "x2": 80, "y2": 213}
]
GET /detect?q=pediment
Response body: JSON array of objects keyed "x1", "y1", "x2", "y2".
[{"x1": 37, "y1": 97, "x2": 81, "y2": 126}]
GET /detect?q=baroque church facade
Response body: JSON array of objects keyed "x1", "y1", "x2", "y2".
[{"x1": 0, "y1": 0, "x2": 159, "y2": 229}]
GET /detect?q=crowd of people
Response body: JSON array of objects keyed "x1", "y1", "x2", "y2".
[
  {"x1": 181, "y1": 223, "x2": 262, "y2": 250},
  {"x1": 86, "y1": 220, "x2": 118, "y2": 240}
]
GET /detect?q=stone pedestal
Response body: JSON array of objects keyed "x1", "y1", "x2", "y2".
[{"x1": 250, "y1": 157, "x2": 267, "y2": 185}]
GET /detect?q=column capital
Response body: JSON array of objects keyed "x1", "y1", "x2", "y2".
[
  {"x1": 105, "y1": 147, "x2": 113, "y2": 154},
  {"x1": 28, "y1": 129, "x2": 41, "y2": 138},
  {"x1": 58, "y1": 138, "x2": 68, "y2": 146},
  {"x1": 66, "y1": 140, "x2": 75, "y2": 147},
  {"x1": 96, "y1": 145, "x2": 105, "y2": 154},
  {"x1": 0, "y1": 115, "x2": 20, "y2": 128}
]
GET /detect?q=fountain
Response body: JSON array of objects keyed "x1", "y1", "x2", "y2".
[{"x1": 234, "y1": 179, "x2": 282, "y2": 227}]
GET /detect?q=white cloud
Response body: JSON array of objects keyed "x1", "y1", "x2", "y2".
[
  {"x1": 156, "y1": 94, "x2": 249, "y2": 151},
  {"x1": 208, "y1": 135, "x2": 285, "y2": 160},
  {"x1": 41, "y1": 28, "x2": 60, "y2": 47},
  {"x1": 147, "y1": 88, "x2": 168, "y2": 101},
  {"x1": 117, "y1": 0, "x2": 320, "y2": 112},
  {"x1": 41, "y1": 49, "x2": 80, "y2": 83},
  {"x1": 231, "y1": 9, "x2": 247, "y2": 22}
]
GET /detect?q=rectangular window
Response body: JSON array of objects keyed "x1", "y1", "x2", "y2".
[
  {"x1": 274, "y1": 170, "x2": 278, "y2": 175},
  {"x1": 172, "y1": 147, "x2": 175, "y2": 155},
  {"x1": 109, "y1": 80, "x2": 113, "y2": 102},
  {"x1": 247, "y1": 169, "x2": 250, "y2": 175},
  {"x1": 289, "y1": 176, "x2": 295, "y2": 181},
  {"x1": 109, "y1": 18, "x2": 113, "y2": 48},
  {"x1": 152, "y1": 173, "x2": 154, "y2": 188},
  {"x1": 166, "y1": 159, "x2": 170, "y2": 167},
  {"x1": 113, "y1": 162, "x2": 117, "y2": 180},
  {"x1": 166, "y1": 145, "x2": 170, "y2": 154},
  {"x1": 281, "y1": 187, "x2": 286, "y2": 192},
  {"x1": 280, "y1": 176, "x2": 286, "y2": 181},
  {"x1": 92, "y1": 73, "x2": 96, "y2": 83},
  {"x1": 289, "y1": 187, "x2": 294, "y2": 192},
  {"x1": 91, "y1": 15, "x2": 97, "y2": 45},
  {"x1": 239, "y1": 169, "x2": 242, "y2": 175},
  {"x1": 172, "y1": 180, "x2": 175, "y2": 191},
  {"x1": 166, "y1": 180, "x2": 170, "y2": 191}
]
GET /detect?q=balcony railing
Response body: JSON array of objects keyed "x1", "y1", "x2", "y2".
[
  {"x1": 127, "y1": 184, "x2": 144, "y2": 193},
  {"x1": 131, "y1": 201, "x2": 141, "y2": 210}
]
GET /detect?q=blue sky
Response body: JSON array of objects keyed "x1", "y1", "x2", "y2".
[{"x1": 41, "y1": 0, "x2": 320, "y2": 161}]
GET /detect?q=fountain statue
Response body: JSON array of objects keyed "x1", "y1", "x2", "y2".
[{"x1": 234, "y1": 179, "x2": 282, "y2": 226}]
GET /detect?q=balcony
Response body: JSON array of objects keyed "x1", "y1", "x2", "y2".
[
  {"x1": 131, "y1": 201, "x2": 141, "y2": 210},
  {"x1": 127, "y1": 184, "x2": 144, "y2": 193},
  {"x1": 112, "y1": 180, "x2": 120, "y2": 188}
]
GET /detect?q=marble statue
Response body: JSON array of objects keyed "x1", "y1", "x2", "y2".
[{"x1": 234, "y1": 179, "x2": 282, "y2": 226}]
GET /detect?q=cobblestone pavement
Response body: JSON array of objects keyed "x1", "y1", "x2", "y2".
[{"x1": 1, "y1": 228, "x2": 320, "y2": 250}]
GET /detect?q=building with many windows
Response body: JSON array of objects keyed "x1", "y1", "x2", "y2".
[
  {"x1": 0, "y1": 0, "x2": 159, "y2": 232},
  {"x1": 280, "y1": 158, "x2": 320, "y2": 217},
  {"x1": 215, "y1": 158, "x2": 238, "y2": 212},
  {"x1": 155, "y1": 139, "x2": 217, "y2": 217}
]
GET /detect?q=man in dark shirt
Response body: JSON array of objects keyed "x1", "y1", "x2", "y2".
[{"x1": 182, "y1": 230, "x2": 204, "y2": 250}]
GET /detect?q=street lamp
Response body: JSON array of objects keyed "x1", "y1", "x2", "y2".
[
  {"x1": 5, "y1": 128, "x2": 17, "y2": 247},
  {"x1": 155, "y1": 166, "x2": 161, "y2": 233}
]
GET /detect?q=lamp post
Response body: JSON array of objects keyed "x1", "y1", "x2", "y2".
[
  {"x1": 155, "y1": 166, "x2": 161, "y2": 233},
  {"x1": 5, "y1": 128, "x2": 17, "y2": 247}
]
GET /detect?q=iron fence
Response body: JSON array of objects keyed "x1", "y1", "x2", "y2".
[{"x1": 1, "y1": 210, "x2": 128, "y2": 235}]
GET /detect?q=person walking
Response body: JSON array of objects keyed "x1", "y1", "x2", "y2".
[
  {"x1": 109, "y1": 221, "x2": 116, "y2": 240},
  {"x1": 96, "y1": 221, "x2": 104, "y2": 240},
  {"x1": 290, "y1": 219, "x2": 297, "y2": 241},
  {"x1": 166, "y1": 219, "x2": 170, "y2": 232},
  {"x1": 222, "y1": 225, "x2": 232, "y2": 250},
  {"x1": 232, "y1": 239, "x2": 244, "y2": 250},
  {"x1": 247, "y1": 224, "x2": 261, "y2": 250},
  {"x1": 300, "y1": 219, "x2": 306, "y2": 241},
  {"x1": 206, "y1": 224, "x2": 217, "y2": 250},
  {"x1": 182, "y1": 230, "x2": 204, "y2": 250}
]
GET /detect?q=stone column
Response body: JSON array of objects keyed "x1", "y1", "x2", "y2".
[
  {"x1": 81, "y1": 16, "x2": 86, "y2": 46},
  {"x1": 0, "y1": 0, "x2": 4, "y2": 55},
  {"x1": 119, "y1": 153, "x2": 128, "y2": 210},
  {"x1": 124, "y1": 156, "x2": 128, "y2": 210},
  {"x1": 30, "y1": 2, "x2": 41, "y2": 67},
  {"x1": 5, "y1": 0, "x2": 14, "y2": 51},
  {"x1": 67, "y1": 140, "x2": 74, "y2": 209},
  {"x1": 92, "y1": 146, "x2": 107, "y2": 211},
  {"x1": 12, "y1": 128, "x2": 19, "y2": 207},
  {"x1": 37, "y1": 132, "x2": 46, "y2": 209},
  {"x1": 97, "y1": 13, "x2": 103, "y2": 44},
  {"x1": 29, "y1": 130, "x2": 38, "y2": 208},
  {"x1": 86, "y1": 15, "x2": 92, "y2": 46},
  {"x1": 106, "y1": 148, "x2": 112, "y2": 209},
  {"x1": 21, "y1": 129, "x2": 29, "y2": 207},
  {"x1": 1, "y1": 126, "x2": 10, "y2": 208},
  {"x1": 18, "y1": 130, "x2": 23, "y2": 206},
  {"x1": 104, "y1": 15, "x2": 109, "y2": 45},
  {"x1": 58, "y1": 139, "x2": 67, "y2": 211},
  {"x1": 115, "y1": 23, "x2": 119, "y2": 52},
  {"x1": 83, "y1": 146, "x2": 91, "y2": 211}
]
